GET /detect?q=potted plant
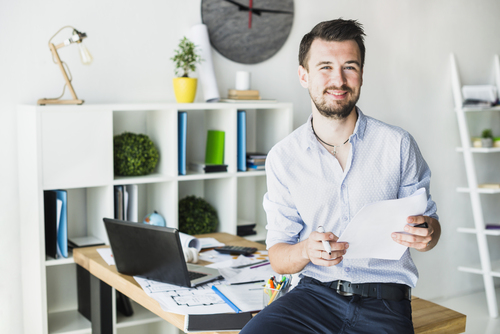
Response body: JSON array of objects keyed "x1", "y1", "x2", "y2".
[
  {"x1": 481, "y1": 129, "x2": 493, "y2": 148},
  {"x1": 171, "y1": 37, "x2": 202, "y2": 103}
]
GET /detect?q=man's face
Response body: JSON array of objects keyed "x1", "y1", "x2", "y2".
[{"x1": 298, "y1": 39, "x2": 363, "y2": 120}]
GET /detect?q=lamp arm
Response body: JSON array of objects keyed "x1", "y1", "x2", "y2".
[{"x1": 49, "y1": 43, "x2": 79, "y2": 100}]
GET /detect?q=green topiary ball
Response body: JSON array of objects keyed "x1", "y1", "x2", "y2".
[
  {"x1": 114, "y1": 132, "x2": 159, "y2": 176},
  {"x1": 179, "y1": 196, "x2": 218, "y2": 235}
]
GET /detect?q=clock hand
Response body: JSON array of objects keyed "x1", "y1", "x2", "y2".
[
  {"x1": 221, "y1": 0, "x2": 292, "y2": 16},
  {"x1": 248, "y1": 0, "x2": 253, "y2": 29},
  {"x1": 247, "y1": 7, "x2": 293, "y2": 15}
]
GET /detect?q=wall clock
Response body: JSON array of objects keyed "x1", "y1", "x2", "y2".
[{"x1": 201, "y1": 0, "x2": 294, "y2": 64}]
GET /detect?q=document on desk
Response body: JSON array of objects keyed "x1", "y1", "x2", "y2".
[{"x1": 337, "y1": 188, "x2": 427, "y2": 260}]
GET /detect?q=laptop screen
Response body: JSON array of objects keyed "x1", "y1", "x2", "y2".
[{"x1": 103, "y1": 218, "x2": 191, "y2": 287}]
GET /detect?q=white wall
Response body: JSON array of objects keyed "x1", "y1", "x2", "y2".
[{"x1": 2, "y1": 0, "x2": 500, "y2": 332}]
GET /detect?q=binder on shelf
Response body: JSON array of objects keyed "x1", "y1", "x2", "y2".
[
  {"x1": 237, "y1": 110, "x2": 247, "y2": 171},
  {"x1": 178, "y1": 111, "x2": 187, "y2": 175},
  {"x1": 125, "y1": 184, "x2": 138, "y2": 222},
  {"x1": 205, "y1": 130, "x2": 225, "y2": 165},
  {"x1": 114, "y1": 185, "x2": 124, "y2": 220},
  {"x1": 43, "y1": 189, "x2": 68, "y2": 259},
  {"x1": 114, "y1": 184, "x2": 138, "y2": 222}
]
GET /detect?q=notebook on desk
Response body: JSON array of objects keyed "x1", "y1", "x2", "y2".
[{"x1": 103, "y1": 218, "x2": 221, "y2": 287}]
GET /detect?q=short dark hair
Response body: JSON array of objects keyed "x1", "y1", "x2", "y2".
[{"x1": 299, "y1": 19, "x2": 366, "y2": 70}]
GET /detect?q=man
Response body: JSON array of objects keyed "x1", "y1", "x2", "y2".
[{"x1": 240, "y1": 19, "x2": 441, "y2": 333}]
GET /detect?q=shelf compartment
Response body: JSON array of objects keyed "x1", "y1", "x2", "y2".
[
  {"x1": 116, "y1": 300, "x2": 162, "y2": 328},
  {"x1": 64, "y1": 186, "x2": 113, "y2": 246},
  {"x1": 41, "y1": 108, "x2": 113, "y2": 190},
  {"x1": 48, "y1": 309, "x2": 90, "y2": 334},
  {"x1": 184, "y1": 108, "x2": 237, "y2": 173},
  {"x1": 178, "y1": 177, "x2": 237, "y2": 234},
  {"x1": 46, "y1": 264, "x2": 79, "y2": 316},
  {"x1": 113, "y1": 109, "x2": 178, "y2": 178},
  {"x1": 237, "y1": 175, "x2": 267, "y2": 242}
]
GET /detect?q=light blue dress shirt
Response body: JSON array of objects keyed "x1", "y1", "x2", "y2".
[{"x1": 263, "y1": 108, "x2": 438, "y2": 288}]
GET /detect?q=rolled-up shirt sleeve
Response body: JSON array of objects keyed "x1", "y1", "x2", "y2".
[
  {"x1": 263, "y1": 147, "x2": 304, "y2": 249},
  {"x1": 398, "y1": 133, "x2": 439, "y2": 220}
]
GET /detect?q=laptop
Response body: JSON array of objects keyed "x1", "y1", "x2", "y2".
[{"x1": 103, "y1": 218, "x2": 221, "y2": 287}]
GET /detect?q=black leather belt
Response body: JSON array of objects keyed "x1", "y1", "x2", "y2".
[{"x1": 302, "y1": 277, "x2": 411, "y2": 301}]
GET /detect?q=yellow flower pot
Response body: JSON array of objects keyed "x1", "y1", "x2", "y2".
[{"x1": 173, "y1": 77, "x2": 197, "y2": 103}]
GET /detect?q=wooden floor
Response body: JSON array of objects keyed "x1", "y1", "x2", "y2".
[{"x1": 412, "y1": 296, "x2": 466, "y2": 333}]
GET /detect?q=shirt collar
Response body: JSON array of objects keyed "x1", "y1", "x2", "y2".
[{"x1": 305, "y1": 107, "x2": 367, "y2": 151}]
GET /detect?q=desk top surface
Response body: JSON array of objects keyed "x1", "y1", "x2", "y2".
[{"x1": 73, "y1": 232, "x2": 465, "y2": 334}]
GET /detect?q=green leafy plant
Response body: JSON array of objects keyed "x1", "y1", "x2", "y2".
[
  {"x1": 178, "y1": 196, "x2": 218, "y2": 235},
  {"x1": 171, "y1": 37, "x2": 202, "y2": 78},
  {"x1": 113, "y1": 132, "x2": 159, "y2": 176},
  {"x1": 482, "y1": 129, "x2": 493, "y2": 138}
]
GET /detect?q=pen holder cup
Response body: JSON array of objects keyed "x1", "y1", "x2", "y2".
[{"x1": 263, "y1": 284, "x2": 291, "y2": 308}]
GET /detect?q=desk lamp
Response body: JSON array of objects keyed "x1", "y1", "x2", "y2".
[{"x1": 37, "y1": 26, "x2": 93, "y2": 105}]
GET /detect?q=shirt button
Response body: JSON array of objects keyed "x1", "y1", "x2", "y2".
[
  {"x1": 345, "y1": 268, "x2": 350, "y2": 272},
  {"x1": 343, "y1": 216, "x2": 348, "y2": 221},
  {"x1": 342, "y1": 184, "x2": 346, "y2": 189}
]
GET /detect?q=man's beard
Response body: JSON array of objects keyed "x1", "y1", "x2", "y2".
[{"x1": 310, "y1": 85, "x2": 360, "y2": 120}]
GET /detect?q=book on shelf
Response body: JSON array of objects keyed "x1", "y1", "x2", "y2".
[
  {"x1": 189, "y1": 161, "x2": 228, "y2": 173},
  {"x1": 247, "y1": 152, "x2": 267, "y2": 159},
  {"x1": 178, "y1": 111, "x2": 187, "y2": 175},
  {"x1": 247, "y1": 158, "x2": 265, "y2": 165},
  {"x1": 486, "y1": 224, "x2": 500, "y2": 230},
  {"x1": 43, "y1": 189, "x2": 68, "y2": 259},
  {"x1": 114, "y1": 185, "x2": 138, "y2": 222},
  {"x1": 228, "y1": 89, "x2": 260, "y2": 100},
  {"x1": 478, "y1": 183, "x2": 500, "y2": 189},
  {"x1": 205, "y1": 130, "x2": 225, "y2": 165},
  {"x1": 237, "y1": 110, "x2": 247, "y2": 171},
  {"x1": 68, "y1": 236, "x2": 104, "y2": 248},
  {"x1": 247, "y1": 164, "x2": 265, "y2": 171},
  {"x1": 237, "y1": 220, "x2": 256, "y2": 237}
]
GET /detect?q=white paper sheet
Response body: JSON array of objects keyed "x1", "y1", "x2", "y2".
[
  {"x1": 97, "y1": 248, "x2": 115, "y2": 265},
  {"x1": 179, "y1": 232, "x2": 201, "y2": 252},
  {"x1": 189, "y1": 24, "x2": 220, "y2": 102},
  {"x1": 337, "y1": 188, "x2": 427, "y2": 260}
]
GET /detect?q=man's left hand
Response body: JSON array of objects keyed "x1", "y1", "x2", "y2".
[{"x1": 391, "y1": 216, "x2": 440, "y2": 252}]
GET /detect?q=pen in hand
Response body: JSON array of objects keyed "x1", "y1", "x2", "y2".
[{"x1": 317, "y1": 226, "x2": 332, "y2": 255}]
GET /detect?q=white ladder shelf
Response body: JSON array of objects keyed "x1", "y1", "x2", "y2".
[{"x1": 451, "y1": 53, "x2": 500, "y2": 318}]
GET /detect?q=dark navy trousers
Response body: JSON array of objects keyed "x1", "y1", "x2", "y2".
[{"x1": 240, "y1": 277, "x2": 414, "y2": 334}]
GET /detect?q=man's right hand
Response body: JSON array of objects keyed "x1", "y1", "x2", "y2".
[{"x1": 304, "y1": 231, "x2": 348, "y2": 266}]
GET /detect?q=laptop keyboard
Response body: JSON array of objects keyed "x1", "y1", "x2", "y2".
[{"x1": 188, "y1": 271, "x2": 208, "y2": 280}]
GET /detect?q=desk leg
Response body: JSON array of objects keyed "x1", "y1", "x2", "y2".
[{"x1": 90, "y1": 273, "x2": 113, "y2": 334}]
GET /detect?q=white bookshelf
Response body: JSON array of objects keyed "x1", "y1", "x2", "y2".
[
  {"x1": 451, "y1": 53, "x2": 500, "y2": 318},
  {"x1": 17, "y1": 102, "x2": 293, "y2": 334}
]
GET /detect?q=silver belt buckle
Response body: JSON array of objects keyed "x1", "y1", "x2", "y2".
[{"x1": 336, "y1": 280, "x2": 354, "y2": 296}]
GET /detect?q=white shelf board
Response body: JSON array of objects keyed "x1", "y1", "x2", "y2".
[
  {"x1": 46, "y1": 253, "x2": 75, "y2": 267},
  {"x1": 48, "y1": 309, "x2": 90, "y2": 334},
  {"x1": 236, "y1": 170, "x2": 266, "y2": 178},
  {"x1": 116, "y1": 300, "x2": 162, "y2": 328},
  {"x1": 458, "y1": 105, "x2": 500, "y2": 113},
  {"x1": 456, "y1": 187, "x2": 500, "y2": 194},
  {"x1": 456, "y1": 147, "x2": 500, "y2": 153},
  {"x1": 114, "y1": 173, "x2": 174, "y2": 185},
  {"x1": 458, "y1": 260, "x2": 500, "y2": 277},
  {"x1": 457, "y1": 227, "x2": 500, "y2": 236}
]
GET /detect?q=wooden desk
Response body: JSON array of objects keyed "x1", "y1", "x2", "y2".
[{"x1": 73, "y1": 233, "x2": 466, "y2": 334}]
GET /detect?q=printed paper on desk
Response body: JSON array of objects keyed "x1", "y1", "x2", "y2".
[{"x1": 337, "y1": 188, "x2": 427, "y2": 260}]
